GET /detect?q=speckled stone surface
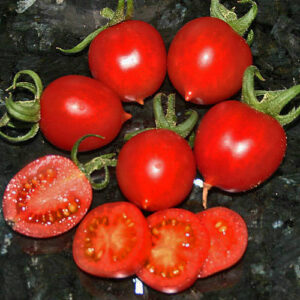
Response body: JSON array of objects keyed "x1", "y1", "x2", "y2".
[{"x1": 0, "y1": 0, "x2": 299, "y2": 299}]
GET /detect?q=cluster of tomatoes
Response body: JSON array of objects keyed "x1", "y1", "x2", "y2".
[{"x1": 1, "y1": 0, "x2": 299, "y2": 295}]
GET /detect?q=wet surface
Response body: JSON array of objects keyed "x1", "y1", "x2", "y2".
[{"x1": 0, "y1": 0, "x2": 299, "y2": 299}]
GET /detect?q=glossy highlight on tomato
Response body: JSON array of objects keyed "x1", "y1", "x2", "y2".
[
  {"x1": 194, "y1": 100, "x2": 286, "y2": 193},
  {"x1": 72, "y1": 201, "x2": 152, "y2": 278},
  {"x1": 197, "y1": 207, "x2": 248, "y2": 278},
  {"x1": 2, "y1": 155, "x2": 92, "y2": 238},
  {"x1": 167, "y1": 17, "x2": 252, "y2": 105},
  {"x1": 137, "y1": 208, "x2": 210, "y2": 294},
  {"x1": 116, "y1": 129, "x2": 196, "y2": 211},
  {"x1": 40, "y1": 75, "x2": 131, "y2": 152},
  {"x1": 89, "y1": 20, "x2": 167, "y2": 104}
]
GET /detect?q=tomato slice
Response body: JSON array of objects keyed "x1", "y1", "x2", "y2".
[
  {"x1": 2, "y1": 155, "x2": 92, "y2": 238},
  {"x1": 137, "y1": 208, "x2": 210, "y2": 294},
  {"x1": 197, "y1": 207, "x2": 248, "y2": 278},
  {"x1": 72, "y1": 201, "x2": 152, "y2": 278}
]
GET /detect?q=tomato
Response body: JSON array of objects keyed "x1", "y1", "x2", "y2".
[
  {"x1": 2, "y1": 155, "x2": 92, "y2": 238},
  {"x1": 72, "y1": 201, "x2": 152, "y2": 278},
  {"x1": 194, "y1": 100, "x2": 286, "y2": 194},
  {"x1": 88, "y1": 20, "x2": 167, "y2": 104},
  {"x1": 40, "y1": 75, "x2": 131, "y2": 152},
  {"x1": 116, "y1": 129, "x2": 196, "y2": 211},
  {"x1": 167, "y1": 17, "x2": 252, "y2": 105},
  {"x1": 137, "y1": 208, "x2": 210, "y2": 294},
  {"x1": 197, "y1": 207, "x2": 248, "y2": 278}
]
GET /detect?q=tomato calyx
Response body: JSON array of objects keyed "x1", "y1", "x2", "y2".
[
  {"x1": 57, "y1": 0, "x2": 134, "y2": 54},
  {"x1": 210, "y1": 0, "x2": 257, "y2": 45},
  {"x1": 124, "y1": 93, "x2": 198, "y2": 145},
  {"x1": 71, "y1": 134, "x2": 117, "y2": 190},
  {"x1": 0, "y1": 70, "x2": 42, "y2": 142},
  {"x1": 242, "y1": 65, "x2": 300, "y2": 126}
]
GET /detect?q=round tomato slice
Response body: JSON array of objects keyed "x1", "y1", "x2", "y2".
[
  {"x1": 137, "y1": 208, "x2": 210, "y2": 294},
  {"x1": 197, "y1": 207, "x2": 248, "y2": 278},
  {"x1": 72, "y1": 201, "x2": 152, "y2": 278},
  {"x1": 2, "y1": 155, "x2": 92, "y2": 238}
]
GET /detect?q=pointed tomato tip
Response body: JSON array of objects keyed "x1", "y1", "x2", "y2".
[
  {"x1": 185, "y1": 91, "x2": 193, "y2": 102},
  {"x1": 136, "y1": 98, "x2": 144, "y2": 105},
  {"x1": 202, "y1": 182, "x2": 212, "y2": 209},
  {"x1": 123, "y1": 112, "x2": 132, "y2": 122}
]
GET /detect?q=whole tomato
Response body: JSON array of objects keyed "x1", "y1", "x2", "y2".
[
  {"x1": 116, "y1": 129, "x2": 196, "y2": 211},
  {"x1": 40, "y1": 75, "x2": 131, "y2": 151},
  {"x1": 88, "y1": 20, "x2": 167, "y2": 104},
  {"x1": 167, "y1": 17, "x2": 252, "y2": 105},
  {"x1": 194, "y1": 100, "x2": 286, "y2": 200}
]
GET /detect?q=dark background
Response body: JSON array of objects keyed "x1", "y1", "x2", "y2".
[{"x1": 0, "y1": 0, "x2": 299, "y2": 299}]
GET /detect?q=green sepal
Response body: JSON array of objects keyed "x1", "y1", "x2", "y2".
[
  {"x1": 241, "y1": 65, "x2": 300, "y2": 126},
  {"x1": 57, "y1": 0, "x2": 134, "y2": 54},
  {"x1": 71, "y1": 134, "x2": 117, "y2": 190},
  {"x1": 0, "y1": 122, "x2": 39, "y2": 143},
  {"x1": 210, "y1": 0, "x2": 257, "y2": 45}
]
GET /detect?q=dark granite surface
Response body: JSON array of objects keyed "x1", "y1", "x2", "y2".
[{"x1": 0, "y1": 0, "x2": 299, "y2": 299}]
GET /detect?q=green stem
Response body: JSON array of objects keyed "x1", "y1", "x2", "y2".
[
  {"x1": 0, "y1": 123, "x2": 39, "y2": 143},
  {"x1": 71, "y1": 134, "x2": 117, "y2": 190},
  {"x1": 210, "y1": 0, "x2": 257, "y2": 44},
  {"x1": 241, "y1": 65, "x2": 300, "y2": 126},
  {"x1": 57, "y1": 0, "x2": 134, "y2": 54}
]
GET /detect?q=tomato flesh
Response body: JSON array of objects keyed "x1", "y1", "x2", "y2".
[
  {"x1": 116, "y1": 129, "x2": 196, "y2": 211},
  {"x1": 40, "y1": 75, "x2": 131, "y2": 152},
  {"x1": 197, "y1": 207, "x2": 248, "y2": 278},
  {"x1": 72, "y1": 202, "x2": 152, "y2": 278},
  {"x1": 89, "y1": 20, "x2": 167, "y2": 104},
  {"x1": 167, "y1": 17, "x2": 252, "y2": 105},
  {"x1": 137, "y1": 208, "x2": 210, "y2": 294},
  {"x1": 2, "y1": 155, "x2": 92, "y2": 238},
  {"x1": 194, "y1": 101, "x2": 287, "y2": 192}
]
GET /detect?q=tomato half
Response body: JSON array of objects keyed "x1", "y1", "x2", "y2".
[
  {"x1": 40, "y1": 75, "x2": 131, "y2": 152},
  {"x1": 194, "y1": 101, "x2": 286, "y2": 193},
  {"x1": 2, "y1": 155, "x2": 92, "y2": 238},
  {"x1": 89, "y1": 20, "x2": 167, "y2": 104},
  {"x1": 72, "y1": 201, "x2": 152, "y2": 278},
  {"x1": 197, "y1": 207, "x2": 248, "y2": 278},
  {"x1": 116, "y1": 129, "x2": 196, "y2": 211},
  {"x1": 167, "y1": 17, "x2": 252, "y2": 105},
  {"x1": 137, "y1": 208, "x2": 210, "y2": 294}
]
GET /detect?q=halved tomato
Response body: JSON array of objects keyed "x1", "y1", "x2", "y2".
[
  {"x1": 197, "y1": 207, "x2": 248, "y2": 278},
  {"x1": 2, "y1": 155, "x2": 92, "y2": 238},
  {"x1": 137, "y1": 208, "x2": 210, "y2": 294},
  {"x1": 72, "y1": 201, "x2": 152, "y2": 278}
]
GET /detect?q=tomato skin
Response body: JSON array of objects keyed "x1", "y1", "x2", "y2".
[
  {"x1": 116, "y1": 129, "x2": 196, "y2": 211},
  {"x1": 2, "y1": 155, "x2": 92, "y2": 238},
  {"x1": 194, "y1": 101, "x2": 287, "y2": 192},
  {"x1": 40, "y1": 75, "x2": 130, "y2": 152},
  {"x1": 167, "y1": 17, "x2": 252, "y2": 105},
  {"x1": 197, "y1": 207, "x2": 248, "y2": 278},
  {"x1": 88, "y1": 20, "x2": 167, "y2": 104},
  {"x1": 72, "y1": 201, "x2": 152, "y2": 278},
  {"x1": 137, "y1": 208, "x2": 210, "y2": 294}
]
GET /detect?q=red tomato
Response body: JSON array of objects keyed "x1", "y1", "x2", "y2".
[
  {"x1": 167, "y1": 17, "x2": 252, "y2": 105},
  {"x1": 88, "y1": 20, "x2": 167, "y2": 104},
  {"x1": 40, "y1": 75, "x2": 131, "y2": 152},
  {"x1": 197, "y1": 207, "x2": 248, "y2": 278},
  {"x1": 2, "y1": 155, "x2": 92, "y2": 238},
  {"x1": 137, "y1": 208, "x2": 210, "y2": 294},
  {"x1": 116, "y1": 129, "x2": 196, "y2": 211},
  {"x1": 194, "y1": 101, "x2": 286, "y2": 193},
  {"x1": 72, "y1": 201, "x2": 152, "y2": 278}
]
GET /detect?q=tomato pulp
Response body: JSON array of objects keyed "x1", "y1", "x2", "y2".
[
  {"x1": 194, "y1": 101, "x2": 286, "y2": 193},
  {"x1": 197, "y1": 207, "x2": 248, "y2": 278},
  {"x1": 40, "y1": 75, "x2": 131, "y2": 152},
  {"x1": 167, "y1": 17, "x2": 252, "y2": 105},
  {"x1": 2, "y1": 155, "x2": 92, "y2": 238},
  {"x1": 116, "y1": 129, "x2": 196, "y2": 211},
  {"x1": 72, "y1": 202, "x2": 152, "y2": 278},
  {"x1": 137, "y1": 208, "x2": 210, "y2": 294},
  {"x1": 89, "y1": 20, "x2": 167, "y2": 104}
]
